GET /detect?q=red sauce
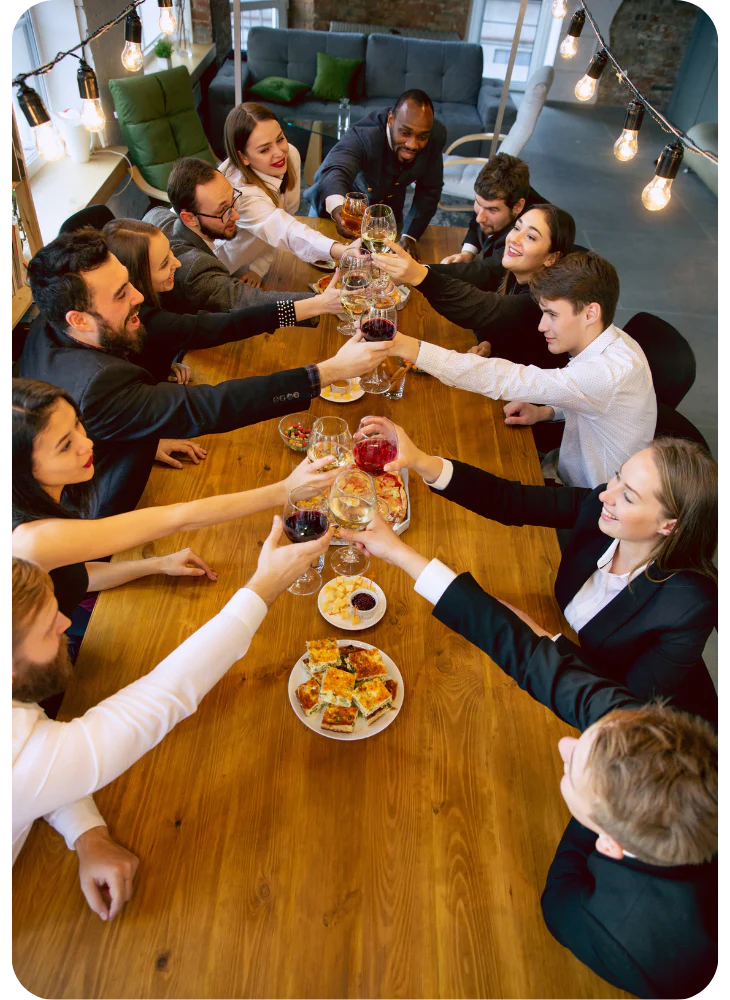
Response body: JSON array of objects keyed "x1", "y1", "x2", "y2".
[{"x1": 352, "y1": 593, "x2": 377, "y2": 611}]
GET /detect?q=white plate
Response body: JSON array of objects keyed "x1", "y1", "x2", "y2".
[
  {"x1": 311, "y1": 258, "x2": 337, "y2": 271},
  {"x1": 320, "y1": 378, "x2": 365, "y2": 403},
  {"x1": 318, "y1": 576, "x2": 386, "y2": 630},
  {"x1": 288, "y1": 640, "x2": 404, "y2": 741}
]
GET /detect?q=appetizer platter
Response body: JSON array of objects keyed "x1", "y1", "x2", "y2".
[
  {"x1": 318, "y1": 574, "x2": 387, "y2": 629},
  {"x1": 310, "y1": 258, "x2": 337, "y2": 271},
  {"x1": 288, "y1": 638, "x2": 404, "y2": 740}
]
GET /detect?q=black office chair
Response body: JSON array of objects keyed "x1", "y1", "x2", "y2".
[
  {"x1": 655, "y1": 402, "x2": 710, "y2": 452},
  {"x1": 623, "y1": 312, "x2": 697, "y2": 409},
  {"x1": 58, "y1": 204, "x2": 115, "y2": 235}
]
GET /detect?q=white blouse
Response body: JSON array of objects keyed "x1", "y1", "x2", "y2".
[
  {"x1": 215, "y1": 145, "x2": 337, "y2": 278},
  {"x1": 563, "y1": 537, "x2": 648, "y2": 633}
]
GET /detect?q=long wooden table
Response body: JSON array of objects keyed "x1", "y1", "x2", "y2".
[{"x1": 12, "y1": 222, "x2": 629, "y2": 999}]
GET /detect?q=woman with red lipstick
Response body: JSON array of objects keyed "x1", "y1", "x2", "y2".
[
  {"x1": 11, "y1": 379, "x2": 339, "y2": 661},
  {"x1": 373, "y1": 418, "x2": 718, "y2": 725},
  {"x1": 215, "y1": 103, "x2": 350, "y2": 283}
]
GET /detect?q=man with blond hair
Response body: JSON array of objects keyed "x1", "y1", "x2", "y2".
[
  {"x1": 11, "y1": 517, "x2": 333, "y2": 921},
  {"x1": 337, "y1": 514, "x2": 718, "y2": 999}
]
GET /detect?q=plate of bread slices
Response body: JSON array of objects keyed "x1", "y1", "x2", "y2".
[{"x1": 289, "y1": 638, "x2": 404, "y2": 740}]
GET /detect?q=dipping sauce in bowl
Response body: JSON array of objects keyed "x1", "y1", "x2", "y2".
[{"x1": 350, "y1": 589, "x2": 379, "y2": 619}]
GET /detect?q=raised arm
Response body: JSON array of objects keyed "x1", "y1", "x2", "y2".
[{"x1": 311, "y1": 131, "x2": 367, "y2": 215}]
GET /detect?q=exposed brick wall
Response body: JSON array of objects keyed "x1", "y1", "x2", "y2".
[
  {"x1": 308, "y1": 0, "x2": 471, "y2": 38},
  {"x1": 190, "y1": 0, "x2": 212, "y2": 44},
  {"x1": 597, "y1": 0, "x2": 699, "y2": 109},
  {"x1": 191, "y1": 0, "x2": 232, "y2": 65}
]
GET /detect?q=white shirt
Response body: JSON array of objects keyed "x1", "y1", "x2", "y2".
[
  {"x1": 416, "y1": 324, "x2": 657, "y2": 489},
  {"x1": 12, "y1": 588, "x2": 267, "y2": 863},
  {"x1": 563, "y1": 537, "x2": 648, "y2": 633},
  {"x1": 216, "y1": 146, "x2": 336, "y2": 278}
]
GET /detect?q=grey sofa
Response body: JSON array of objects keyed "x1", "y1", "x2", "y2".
[{"x1": 206, "y1": 27, "x2": 515, "y2": 159}]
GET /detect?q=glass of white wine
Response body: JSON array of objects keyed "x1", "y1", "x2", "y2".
[
  {"x1": 338, "y1": 268, "x2": 373, "y2": 336},
  {"x1": 328, "y1": 468, "x2": 376, "y2": 576},
  {"x1": 361, "y1": 203, "x2": 397, "y2": 291},
  {"x1": 307, "y1": 416, "x2": 354, "y2": 471}
]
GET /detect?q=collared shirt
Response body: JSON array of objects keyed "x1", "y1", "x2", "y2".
[
  {"x1": 416, "y1": 324, "x2": 657, "y2": 488},
  {"x1": 325, "y1": 121, "x2": 397, "y2": 218},
  {"x1": 216, "y1": 146, "x2": 336, "y2": 277},
  {"x1": 563, "y1": 538, "x2": 649, "y2": 633},
  {"x1": 12, "y1": 588, "x2": 267, "y2": 863}
]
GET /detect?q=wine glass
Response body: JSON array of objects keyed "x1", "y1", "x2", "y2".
[
  {"x1": 307, "y1": 416, "x2": 354, "y2": 470},
  {"x1": 353, "y1": 416, "x2": 398, "y2": 476},
  {"x1": 282, "y1": 487, "x2": 330, "y2": 595},
  {"x1": 338, "y1": 267, "x2": 373, "y2": 337},
  {"x1": 328, "y1": 468, "x2": 377, "y2": 576},
  {"x1": 339, "y1": 245, "x2": 372, "y2": 273},
  {"x1": 341, "y1": 191, "x2": 368, "y2": 237},
  {"x1": 362, "y1": 203, "x2": 397, "y2": 290},
  {"x1": 359, "y1": 296, "x2": 398, "y2": 393}
]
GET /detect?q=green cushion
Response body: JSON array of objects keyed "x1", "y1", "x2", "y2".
[
  {"x1": 108, "y1": 66, "x2": 216, "y2": 191},
  {"x1": 310, "y1": 52, "x2": 364, "y2": 102},
  {"x1": 249, "y1": 76, "x2": 309, "y2": 105}
]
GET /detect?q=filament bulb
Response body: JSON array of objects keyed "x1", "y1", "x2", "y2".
[
  {"x1": 551, "y1": 0, "x2": 568, "y2": 17},
  {"x1": 641, "y1": 176, "x2": 673, "y2": 212},
  {"x1": 80, "y1": 98, "x2": 106, "y2": 132},
  {"x1": 613, "y1": 128, "x2": 639, "y2": 162},
  {"x1": 121, "y1": 41, "x2": 144, "y2": 72},
  {"x1": 33, "y1": 120, "x2": 66, "y2": 161},
  {"x1": 159, "y1": 8, "x2": 177, "y2": 34},
  {"x1": 574, "y1": 74, "x2": 597, "y2": 102},
  {"x1": 559, "y1": 34, "x2": 579, "y2": 59}
]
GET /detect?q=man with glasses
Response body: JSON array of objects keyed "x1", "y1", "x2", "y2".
[{"x1": 144, "y1": 158, "x2": 315, "y2": 313}]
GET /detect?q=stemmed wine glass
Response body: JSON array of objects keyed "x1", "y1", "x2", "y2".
[
  {"x1": 338, "y1": 267, "x2": 373, "y2": 337},
  {"x1": 359, "y1": 296, "x2": 398, "y2": 393},
  {"x1": 341, "y1": 191, "x2": 368, "y2": 237},
  {"x1": 328, "y1": 468, "x2": 377, "y2": 576},
  {"x1": 307, "y1": 416, "x2": 354, "y2": 470},
  {"x1": 353, "y1": 416, "x2": 399, "y2": 475},
  {"x1": 361, "y1": 204, "x2": 397, "y2": 291},
  {"x1": 282, "y1": 487, "x2": 330, "y2": 595}
]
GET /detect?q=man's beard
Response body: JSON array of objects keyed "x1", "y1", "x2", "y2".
[
  {"x1": 13, "y1": 635, "x2": 74, "y2": 703},
  {"x1": 198, "y1": 217, "x2": 236, "y2": 242},
  {"x1": 92, "y1": 309, "x2": 147, "y2": 359},
  {"x1": 387, "y1": 124, "x2": 419, "y2": 169}
]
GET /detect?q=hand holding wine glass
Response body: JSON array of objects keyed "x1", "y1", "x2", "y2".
[
  {"x1": 355, "y1": 417, "x2": 443, "y2": 481},
  {"x1": 247, "y1": 511, "x2": 334, "y2": 602},
  {"x1": 307, "y1": 416, "x2": 354, "y2": 470},
  {"x1": 281, "y1": 487, "x2": 332, "y2": 596},
  {"x1": 359, "y1": 298, "x2": 398, "y2": 393},
  {"x1": 338, "y1": 267, "x2": 373, "y2": 337},
  {"x1": 353, "y1": 416, "x2": 399, "y2": 475},
  {"x1": 371, "y1": 239, "x2": 428, "y2": 286}
]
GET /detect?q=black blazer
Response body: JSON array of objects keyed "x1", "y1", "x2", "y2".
[
  {"x1": 18, "y1": 303, "x2": 317, "y2": 517},
  {"x1": 462, "y1": 185, "x2": 547, "y2": 260},
  {"x1": 433, "y1": 460, "x2": 718, "y2": 725},
  {"x1": 304, "y1": 108, "x2": 447, "y2": 241},
  {"x1": 433, "y1": 572, "x2": 717, "y2": 999}
]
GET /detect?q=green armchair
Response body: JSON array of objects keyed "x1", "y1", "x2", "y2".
[{"x1": 108, "y1": 65, "x2": 217, "y2": 201}]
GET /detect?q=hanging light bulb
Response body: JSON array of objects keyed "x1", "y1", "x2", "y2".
[
  {"x1": 16, "y1": 82, "x2": 66, "y2": 161},
  {"x1": 613, "y1": 99, "x2": 645, "y2": 162},
  {"x1": 121, "y1": 11, "x2": 144, "y2": 72},
  {"x1": 559, "y1": 10, "x2": 585, "y2": 59},
  {"x1": 157, "y1": 0, "x2": 177, "y2": 35},
  {"x1": 77, "y1": 58, "x2": 106, "y2": 133},
  {"x1": 641, "y1": 142, "x2": 684, "y2": 211},
  {"x1": 551, "y1": 0, "x2": 568, "y2": 18},
  {"x1": 575, "y1": 49, "x2": 608, "y2": 101}
]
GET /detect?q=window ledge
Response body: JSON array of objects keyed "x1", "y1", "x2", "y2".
[
  {"x1": 29, "y1": 146, "x2": 129, "y2": 245},
  {"x1": 143, "y1": 42, "x2": 216, "y2": 85}
]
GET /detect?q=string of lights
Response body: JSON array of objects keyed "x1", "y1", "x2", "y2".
[{"x1": 551, "y1": 0, "x2": 717, "y2": 211}]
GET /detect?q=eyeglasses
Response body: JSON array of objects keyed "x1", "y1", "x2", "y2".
[{"x1": 195, "y1": 190, "x2": 242, "y2": 223}]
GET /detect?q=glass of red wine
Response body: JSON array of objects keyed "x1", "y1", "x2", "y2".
[
  {"x1": 360, "y1": 297, "x2": 397, "y2": 393},
  {"x1": 353, "y1": 416, "x2": 399, "y2": 476},
  {"x1": 282, "y1": 486, "x2": 330, "y2": 596}
]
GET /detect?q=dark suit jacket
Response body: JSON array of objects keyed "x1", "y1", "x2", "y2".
[
  {"x1": 432, "y1": 460, "x2": 718, "y2": 725},
  {"x1": 304, "y1": 108, "x2": 446, "y2": 241},
  {"x1": 433, "y1": 572, "x2": 717, "y2": 998},
  {"x1": 416, "y1": 264, "x2": 567, "y2": 370},
  {"x1": 19, "y1": 307, "x2": 317, "y2": 516},
  {"x1": 462, "y1": 185, "x2": 546, "y2": 260}
]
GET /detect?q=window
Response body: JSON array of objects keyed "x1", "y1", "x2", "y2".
[
  {"x1": 469, "y1": 0, "x2": 562, "y2": 88},
  {"x1": 12, "y1": 9, "x2": 51, "y2": 175},
  {"x1": 230, "y1": 0, "x2": 288, "y2": 50}
]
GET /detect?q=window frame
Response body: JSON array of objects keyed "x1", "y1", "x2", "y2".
[{"x1": 468, "y1": 0, "x2": 560, "y2": 90}]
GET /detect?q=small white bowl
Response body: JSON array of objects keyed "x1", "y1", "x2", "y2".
[
  {"x1": 330, "y1": 379, "x2": 352, "y2": 396},
  {"x1": 349, "y1": 588, "x2": 380, "y2": 620}
]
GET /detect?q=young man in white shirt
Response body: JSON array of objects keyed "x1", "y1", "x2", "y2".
[
  {"x1": 11, "y1": 517, "x2": 333, "y2": 921},
  {"x1": 378, "y1": 248, "x2": 657, "y2": 489}
]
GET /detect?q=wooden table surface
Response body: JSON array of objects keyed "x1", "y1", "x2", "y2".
[{"x1": 12, "y1": 221, "x2": 629, "y2": 1000}]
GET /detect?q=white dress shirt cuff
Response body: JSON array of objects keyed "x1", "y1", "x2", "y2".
[
  {"x1": 45, "y1": 795, "x2": 107, "y2": 851},
  {"x1": 230, "y1": 588, "x2": 269, "y2": 632},
  {"x1": 414, "y1": 558, "x2": 458, "y2": 606},
  {"x1": 461, "y1": 243, "x2": 479, "y2": 255},
  {"x1": 325, "y1": 194, "x2": 346, "y2": 216},
  {"x1": 551, "y1": 406, "x2": 566, "y2": 423},
  {"x1": 426, "y1": 458, "x2": 454, "y2": 490}
]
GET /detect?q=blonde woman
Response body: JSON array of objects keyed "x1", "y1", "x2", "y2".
[{"x1": 216, "y1": 103, "x2": 348, "y2": 285}]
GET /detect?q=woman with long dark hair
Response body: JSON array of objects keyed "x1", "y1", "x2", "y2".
[
  {"x1": 12, "y1": 378, "x2": 338, "y2": 657},
  {"x1": 371, "y1": 203, "x2": 577, "y2": 369},
  {"x1": 216, "y1": 102, "x2": 349, "y2": 284}
]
